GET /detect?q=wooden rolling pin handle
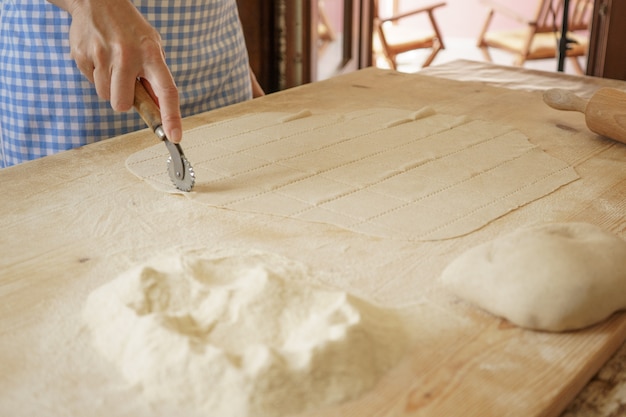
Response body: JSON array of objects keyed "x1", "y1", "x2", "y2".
[
  {"x1": 543, "y1": 87, "x2": 626, "y2": 145},
  {"x1": 542, "y1": 88, "x2": 587, "y2": 113},
  {"x1": 133, "y1": 79, "x2": 164, "y2": 139}
]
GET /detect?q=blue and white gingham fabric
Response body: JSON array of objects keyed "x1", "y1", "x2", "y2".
[{"x1": 0, "y1": 0, "x2": 252, "y2": 167}]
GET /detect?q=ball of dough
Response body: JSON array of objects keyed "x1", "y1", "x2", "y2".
[{"x1": 441, "y1": 223, "x2": 626, "y2": 332}]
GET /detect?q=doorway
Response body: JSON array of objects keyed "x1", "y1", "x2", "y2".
[
  {"x1": 283, "y1": 0, "x2": 373, "y2": 87},
  {"x1": 238, "y1": 0, "x2": 372, "y2": 92}
]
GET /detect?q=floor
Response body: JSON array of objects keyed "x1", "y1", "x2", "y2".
[
  {"x1": 317, "y1": 33, "x2": 586, "y2": 82},
  {"x1": 376, "y1": 36, "x2": 585, "y2": 76}
]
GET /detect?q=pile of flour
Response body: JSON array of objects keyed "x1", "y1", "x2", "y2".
[{"x1": 83, "y1": 249, "x2": 408, "y2": 417}]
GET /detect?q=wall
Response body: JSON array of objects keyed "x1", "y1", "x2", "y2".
[{"x1": 320, "y1": 0, "x2": 345, "y2": 33}]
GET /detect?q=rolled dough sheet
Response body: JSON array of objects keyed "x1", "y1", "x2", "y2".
[{"x1": 126, "y1": 108, "x2": 579, "y2": 241}]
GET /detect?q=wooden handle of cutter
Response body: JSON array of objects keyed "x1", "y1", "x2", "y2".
[
  {"x1": 133, "y1": 79, "x2": 162, "y2": 134},
  {"x1": 544, "y1": 87, "x2": 626, "y2": 145}
]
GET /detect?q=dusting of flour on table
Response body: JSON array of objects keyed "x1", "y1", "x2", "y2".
[
  {"x1": 83, "y1": 249, "x2": 408, "y2": 417},
  {"x1": 441, "y1": 222, "x2": 626, "y2": 332}
]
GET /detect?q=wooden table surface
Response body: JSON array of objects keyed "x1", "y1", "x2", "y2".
[
  {"x1": 1, "y1": 62, "x2": 625, "y2": 417},
  {"x1": 421, "y1": 60, "x2": 626, "y2": 417}
]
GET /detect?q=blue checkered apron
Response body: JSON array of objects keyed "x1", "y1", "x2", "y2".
[{"x1": 0, "y1": 0, "x2": 252, "y2": 167}]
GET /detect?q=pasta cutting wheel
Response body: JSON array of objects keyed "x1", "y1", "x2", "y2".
[{"x1": 133, "y1": 79, "x2": 195, "y2": 192}]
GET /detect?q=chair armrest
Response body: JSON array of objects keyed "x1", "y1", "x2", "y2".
[
  {"x1": 378, "y1": 2, "x2": 446, "y2": 24},
  {"x1": 479, "y1": 0, "x2": 533, "y2": 25}
]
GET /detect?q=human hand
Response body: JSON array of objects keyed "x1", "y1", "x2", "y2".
[
  {"x1": 50, "y1": 0, "x2": 182, "y2": 142},
  {"x1": 249, "y1": 67, "x2": 265, "y2": 98}
]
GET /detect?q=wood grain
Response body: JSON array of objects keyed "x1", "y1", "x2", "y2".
[{"x1": 1, "y1": 68, "x2": 625, "y2": 417}]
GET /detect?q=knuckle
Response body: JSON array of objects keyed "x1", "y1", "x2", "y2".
[
  {"x1": 138, "y1": 27, "x2": 166, "y2": 60},
  {"x1": 112, "y1": 97, "x2": 132, "y2": 112}
]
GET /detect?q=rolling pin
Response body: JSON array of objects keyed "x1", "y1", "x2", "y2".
[{"x1": 543, "y1": 87, "x2": 626, "y2": 145}]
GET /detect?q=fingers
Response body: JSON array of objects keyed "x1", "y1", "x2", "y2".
[
  {"x1": 68, "y1": 23, "x2": 95, "y2": 84},
  {"x1": 151, "y1": 81, "x2": 183, "y2": 143},
  {"x1": 66, "y1": 0, "x2": 182, "y2": 141},
  {"x1": 73, "y1": 57, "x2": 95, "y2": 84},
  {"x1": 249, "y1": 67, "x2": 265, "y2": 98},
  {"x1": 93, "y1": 65, "x2": 112, "y2": 103},
  {"x1": 88, "y1": 43, "x2": 183, "y2": 143},
  {"x1": 109, "y1": 38, "x2": 162, "y2": 112},
  {"x1": 102, "y1": 45, "x2": 182, "y2": 142},
  {"x1": 140, "y1": 69, "x2": 183, "y2": 143},
  {"x1": 139, "y1": 43, "x2": 182, "y2": 143},
  {"x1": 109, "y1": 59, "x2": 136, "y2": 112}
]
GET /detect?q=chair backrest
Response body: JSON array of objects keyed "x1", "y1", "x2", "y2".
[{"x1": 534, "y1": 0, "x2": 594, "y2": 34}]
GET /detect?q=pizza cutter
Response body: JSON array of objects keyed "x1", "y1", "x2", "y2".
[
  {"x1": 133, "y1": 79, "x2": 195, "y2": 192},
  {"x1": 543, "y1": 87, "x2": 626, "y2": 146}
]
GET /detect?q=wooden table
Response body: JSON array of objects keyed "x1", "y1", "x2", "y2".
[
  {"x1": 1, "y1": 62, "x2": 625, "y2": 416},
  {"x1": 420, "y1": 60, "x2": 626, "y2": 417}
]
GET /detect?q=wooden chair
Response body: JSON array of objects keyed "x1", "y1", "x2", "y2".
[
  {"x1": 373, "y1": 1, "x2": 447, "y2": 70},
  {"x1": 476, "y1": 0, "x2": 594, "y2": 74}
]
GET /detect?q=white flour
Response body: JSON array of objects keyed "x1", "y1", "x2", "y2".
[{"x1": 83, "y1": 249, "x2": 408, "y2": 416}]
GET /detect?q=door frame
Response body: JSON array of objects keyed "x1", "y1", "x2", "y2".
[{"x1": 284, "y1": 0, "x2": 373, "y2": 88}]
